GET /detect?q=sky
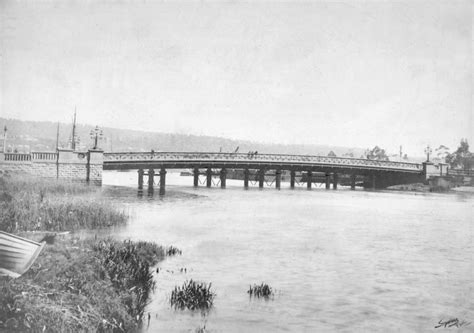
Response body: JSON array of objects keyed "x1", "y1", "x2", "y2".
[{"x1": 0, "y1": 0, "x2": 472, "y2": 156}]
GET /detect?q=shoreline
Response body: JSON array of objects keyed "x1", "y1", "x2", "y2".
[{"x1": 0, "y1": 176, "x2": 169, "y2": 332}]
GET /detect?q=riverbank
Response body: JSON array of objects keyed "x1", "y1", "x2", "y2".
[{"x1": 0, "y1": 176, "x2": 168, "y2": 332}]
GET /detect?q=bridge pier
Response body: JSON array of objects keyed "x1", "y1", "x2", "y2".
[
  {"x1": 325, "y1": 173, "x2": 330, "y2": 190},
  {"x1": 193, "y1": 167, "x2": 199, "y2": 187},
  {"x1": 372, "y1": 173, "x2": 376, "y2": 190},
  {"x1": 220, "y1": 168, "x2": 227, "y2": 188},
  {"x1": 258, "y1": 169, "x2": 265, "y2": 188},
  {"x1": 307, "y1": 171, "x2": 312, "y2": 189},
  {"x1": 206, "y1": 167, "x2": 212, "y2": 188},
  {"x1": 351, "y1": 173, "x2": 356, "y2": 190},
  {"x1": 159, "y1": 168, "x2": 166, "y2": 195},
  {"x1": 333, "y1": 173, "x2": 338, "y2": 190},
  {"x1": 138, "y1": 169, "x2": 144, "y2": 190},
  {"x1": 148, "y1": 168, "x2": 154, "y2": 191},
  {"x1": 244, "y1": 169, "x2": 250, "y2": 189},
  {"x1": 275, "y1": 169, "x2": 281, "y2": 190},
  {"x1": 290, "y1": 170, "x2": 296, "y2": 189}
]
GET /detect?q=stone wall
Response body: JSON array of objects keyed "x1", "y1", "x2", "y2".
[{"x1": 0, "y1": 150, "x2": 103, "y2": 185}]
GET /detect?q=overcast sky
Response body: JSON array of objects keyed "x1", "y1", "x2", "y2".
[{"x1": 1, "y1": 0, "x2": 472, "y2": 156}]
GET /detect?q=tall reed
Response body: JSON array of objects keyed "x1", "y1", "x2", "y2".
[{"x1": 0, "y1": 177, "x2": 127, "y2": 232}]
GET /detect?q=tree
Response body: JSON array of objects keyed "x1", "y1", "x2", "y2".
[
  {"x1": 366, "y1": 146, "x2": 389, "y2": 161},
  {"x1": 446, "y1": 139, "x2": 472, "y2": 169},
  {"x1": 327, "y1": 151, "x2": 337, "y2": 157},
  {"x1": 435, "y1": 145, "x2": 450, "y2": 162}
]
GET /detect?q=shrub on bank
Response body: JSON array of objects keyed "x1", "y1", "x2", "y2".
[
  {"x1": 0, "y1": 238, "x2": 165, "y2": 332},
  {"x1": 0, "y1": 177, "x2": 127, "y2": 233}
]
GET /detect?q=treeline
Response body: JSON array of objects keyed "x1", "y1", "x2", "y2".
[{"x1": 1, "y1": 117, "x2": 364, "y2": 157}]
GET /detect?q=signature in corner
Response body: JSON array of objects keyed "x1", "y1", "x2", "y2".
[{"x1": 435, "y1": 318, "x2": 471, "y2": 329}]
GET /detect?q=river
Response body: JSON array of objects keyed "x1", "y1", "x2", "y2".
[{"x1": 101, "y1": 171, "x2": 473, "y2": 332}]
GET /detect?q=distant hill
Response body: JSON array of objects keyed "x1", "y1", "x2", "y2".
[{"x1": 0, "y1": 117, "x2": 368, "y2": 157}]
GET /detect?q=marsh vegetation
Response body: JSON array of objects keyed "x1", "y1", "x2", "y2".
[{"x1": 170, "y1": 280, "x2": 215, "y2": 311}]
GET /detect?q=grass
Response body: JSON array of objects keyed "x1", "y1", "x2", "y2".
[
  {"x1": 170, "y1": 280, "x2": 215, "y2": 311},
  {"x1": 248, "y1": 283, "x2": 273, "y2": 298},
  {"x1": 0, "y1": 237, "x2": 165, "y2": 332},
  {"x1": 0, "y1": 176, "x2": 168, "y2": 332},
  {"x1": 0, "y1": 176, "x2": 127, "y2": 233}
]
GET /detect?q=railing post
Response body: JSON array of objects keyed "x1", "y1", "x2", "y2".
[
  {"x1": 206, "y1": 167, "x2": 212, "y2": 188},
  {"x1": 307, "y1": 171, "x2": 312, "y2": 189},
  {"x1": 244, "y1": 169, "x2": 249, "y2": 189},
  {"x1": 220, "y1": 168, "x2": 227, "y2": 189},
  {"x1": 159, "y1": 168, "x2": 167, "y2": 195},
  {"x1": 138, "y1": 169, "x2": 144, "y2": 190},
  {"x1": 193, "y1": 167, "x2": 199, "y2": 187},
  {"x1": 290, "y1": 170, "x2": 295, "y2": 189},
  {"x1": 333, "y1": 173, "x2": 338, "y2": 190},
  {"x1": 258, "y1": 169, "x2": 265, "y2": 188},
  {"x1": 325, "y1": 173, "x2": 330, "y2": 190},
  {"x1": 275, "y1": 169, "x2": 281, "y2": 190}
]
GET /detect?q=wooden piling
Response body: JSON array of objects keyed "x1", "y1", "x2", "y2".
[
  {"x1": 148, "y1": 169, "x2": 154, "y2": 190},
  {"x1": 138, "y1": 169, "x2": 144, "y2": 190},
  {"x1": 159, "y1": 168, "x2": 166, "y2": 195},
  {"x1": 220, "y1": 168, "x2": 227, "y2": 188},
  {"x1": 275, "y1": 169, "x2": 281, "y2": 190},
  {"x1": 193, "y1": 167, "x2": 199, "y2": 187},
  {"x1": 258, "y1": 169, "x2": 265, "y2": 188},
  {"x1": 206, "y1": 167, "x2": 212, "y2": 188},
  {"x1": 244, "y1": 169, "x2": 249, "y2": 189},
  {"x1": 351, "y1": 174, "x2": 356, "y2": 190}
]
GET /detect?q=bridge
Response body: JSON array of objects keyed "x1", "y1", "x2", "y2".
[
  {"x1": 1, "y1": 149, "x2": 441, "y2": 193},
  {"x1": 103, "y1": 151, "x2": 426, "y2": 194}
]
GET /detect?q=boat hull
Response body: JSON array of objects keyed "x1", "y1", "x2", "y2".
[{"x1": 0, "y1": 231, "x2": 45, "y2": 278}]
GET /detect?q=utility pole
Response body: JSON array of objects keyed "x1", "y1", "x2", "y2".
[
  {"x1": 2, "y1": 125, "x2": 7, "y2": 153},
  {"x1": 71, "y1": 109, "x2": 77, "y2": 150},
  {"x1": 56, "y1": 122, "x2": 60, "y2": 150}
]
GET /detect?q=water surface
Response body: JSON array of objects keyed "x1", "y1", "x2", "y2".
[{"x1": 101, "y1": 171, "x2": 473, "y2": 332}]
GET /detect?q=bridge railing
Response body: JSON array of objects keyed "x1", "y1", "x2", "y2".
[
  {"x1": 448, "y1": 169, "x2": 474, "y2": 177},
  {"x1": 3, "y1": 153, "x2": 32, "y2": 162},
  {"x1": 103, "y1": 152, "x2": 422, "y2": 171},
  {"x1": 31, "y1": 152, "x2": 58, "y2": 161}
]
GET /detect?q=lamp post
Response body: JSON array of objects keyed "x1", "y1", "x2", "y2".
[
  {"x1": 424, "y1": 145, "x2": 432, "y2": 162},
  {"x1": 90, "y1": 126, "x2": 103, "y2": 150}
]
